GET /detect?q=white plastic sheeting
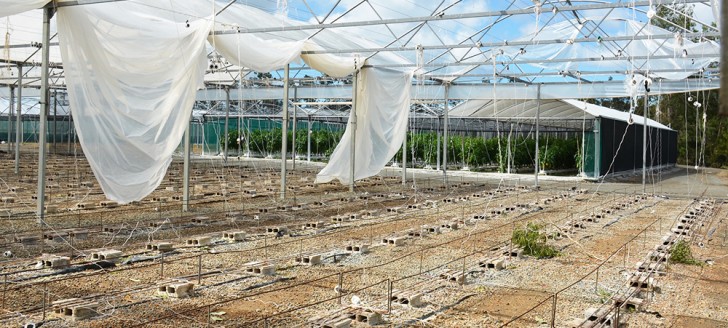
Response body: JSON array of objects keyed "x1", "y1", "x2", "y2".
[
  {"x1": 0, "y1": 0, "x2": 47, "y2": 18},
  {"x1": 316, "y1": 68, "x2": 414, "y2": 184},
  {"x1": 499, "y1": 18, "x2": 718, "y2": 80},
  {"x1": 57, "y1": 2, "x2": 212, "y2": 203},
  {"x1": 211, "y1": 34, "x2": 304, "y2": 73}
]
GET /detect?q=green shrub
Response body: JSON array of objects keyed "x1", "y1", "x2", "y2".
[
  {"x1": 511, "y1": 223, "x2": 560, "y2": 259},
  {"x1": 669, "y1": 240, "x2": 703, "y2": 266}
]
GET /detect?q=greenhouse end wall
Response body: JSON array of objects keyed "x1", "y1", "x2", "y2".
[{"x1": 598, "y1": 117, "x2": 678, "y2": 177}]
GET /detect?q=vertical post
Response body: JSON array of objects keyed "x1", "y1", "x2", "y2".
[
  {"x1": 292, "y1": 88, "x2": 297, "y2": 169},
  {"x1": 337, "y1": 272, "x2": 343, "y2": 305},
  {"x1": 183, "y1": 116, "x2": 191, "y2": 212},
  {"x1": 349, "y1": 70, "x2": 359, "y2": 192},
  {"x1": 197, "y1": 254, "x2": 202, "y2": 284},
  {"x1": 436, "y1": 116, "x2": 441, "y2": 171},
  {"x1": 642, "y1": 81, "x2": 649, "y2": 194},
  {"x1": 550, "y1": 293, "x2": 557, "y2": 328},
  {"x1": 535, "y1": 84, "x2": 541, "y2": 188},
  {"x1": 307, "y1": 115, "x2": 312, "y2": 161},
  {"x1": 7, "y1": 86, "x2": 12, "y2": 154},
  {"x1": 280, "y1": 64, "x2": 290, "y2": 199},
  {"x1": 507, "y1": 123, "x2": 512, "y2": 174},
  {"x1": 224, "y1": 87, "x2": 230, "y2": 163},
  {"x1": 36, "y1": 7, "x2": 53, "y2": 224},
  {"x1": 14, "y1": 65, "x2": 22, "y2": 174},
  {"x1": 402, "y1": 119, "x2": 407, "y2": 185},
  {"x1": 720, "y1": 0, "x2": 728, "y2": 116},
  {"x1": 443, "y1": 82, "x2": 450, "y2": 185},
  {"x1": 53, "y1": 91, "x2": 57, "y2": 154}
]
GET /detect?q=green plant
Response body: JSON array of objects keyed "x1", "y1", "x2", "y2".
[
  {"x1": 511, "y1": 223, "x2": 560, "y2": 259},
  {"x1": 597, "y1": 287, "x2": 612, "y2": 304},
  {"x1": 669, "y1": 240, "x2": 703, "y2": 266}
]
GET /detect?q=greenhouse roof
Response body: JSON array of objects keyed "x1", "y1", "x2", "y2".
[{"x1": 449, "y1": 98, "x2": 671, "y2": 130}]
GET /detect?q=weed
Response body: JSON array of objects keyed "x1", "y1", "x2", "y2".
[
  {"x1": 669, "y1": 240, "x2": 703, "y2": 266},
  {"x1": 511, "y1": 223, "x2": 560, "y2": 259}
]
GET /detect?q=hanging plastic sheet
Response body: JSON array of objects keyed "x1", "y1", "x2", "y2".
[
  {"x1": 316, "y1": 68, "x2": 415, "y2": 184},
  {"x1": 0, "y1": 0, "x2": 48, "y2": 18},
  {"x1": 57, "y1": 1, "x2": 212, "y2": 203}
]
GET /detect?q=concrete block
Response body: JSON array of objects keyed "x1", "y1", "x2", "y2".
[
  {"x1": 99, "y1": 200, "x2": 119, "y2": 208},
  {"x1": 382, "y1": 236, "x2": 406, "y2": 246},
  {"x1": 321, "y1": 318, "x2": 351, "y2": 328},
  {"x1": 648, "y1": 250, "x2": 670, "y2": 262},
  {"x1": 90, "y1": 249, "x2": 123, "y2": 261},
  {"x1": 352, "y1": 309, "x2": 382, "y2": 326},
  {"x1": 52, "y1": 298, "x2": 99, "y2": 321},
  {"x1": 44, "y1": 205, "x2": 59, "y2": 214},
  {"x1": 1, "y1": 197, "x2": 15, "y2": 203},
  {"x1": 331, "y1": 216, "x2": 349, "y2": 223},
  {"x1": 345, "y1": 244, "x2": 370, "y2": 254},
  {"x1": 387, "y1": 207, "x2": 402, "y2": 213},
  {"x1": 441, "y1": 222, "x2": 459, "y2": 230},
  {"x1": 479, "y1": 258, "x2": 505, "y2": 270},
  {"x1": 266, "y1": 227, "x2": 287, "y2": 234},
  {"x1": 15, "y1": 235, "x2": 39, "y2": 245},
  {"x1": 612, "y1": 294, "x2": 644, "y2": 312},
  {"x1": 630, "y1": 274, "x2": 657, "y2": 291},
  {"x1": 439, "y1": 270, "x2": 466, "y2": 284},
  {"x1": 44, "y1": 231, "x2": 69, "y2": 242},
  {"x1": 68, "y1": 229, "x2": 88, "y2": 240},
  {"x1": 146, "y1": 242, "x2": 174, "y2": 253},
  {"x1": 635, "y1": 261, "x2": 665, "y2": 275},
  {"x1": 74, "y1": 202, "x2": 96, "y2": 210},
  {"x1": 304, "y1": 221, "x2": 325, "y2": 229},
  {"x1": 406, "y1": 229, "x2": 422, "y2": 237},
  {"x1": 158, "y1": 280, "x2": 194, "y2": 298},
  {"x1": 186, "y1": 236, "x2": 211, "y2": 246},
  {"x1": 39, "y1": 254, "x2": 70, "y2": 269},
  {"x1": 223, "y1": 231, "x2": 246, "y2": 241},
  {"x1": 245, "y1": 263, "x2": 276, "y2": 276},
  {"x1": 80, "y1": 181, "x2": 94, "y2": 188},
  {"x1": 391, "y1": 289, "x2": 424, "y2": 307},
  {"x1": 423, "y1": 225, "x2": 440, "y2": 234},
  {"x1": 295, "y1": 254, "x2": 321, "y2": 266}
]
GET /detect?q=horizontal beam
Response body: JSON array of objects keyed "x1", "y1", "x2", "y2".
[
  {"x1": 214, "y1": 0, "x2": 709, "y2": 35},
  {"x1": 304, "y1": 32, "x2": 720, "y2": 55},
  {"x1": 196, "y1": 78, "x2": 718, "y2": 101}
]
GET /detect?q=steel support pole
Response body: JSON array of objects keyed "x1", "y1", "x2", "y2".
[
  {"x1": 183, "y1": 117, "x2": 191, "y2": 212},
  {"x1": 349, "y1": 70, "x2": 359, "y2": 192},
  {"x1": 7, "y1": 86, "x2": 12, "y2": 154},
  {"x1": 292, "y1": 104, "x2": 297, "y2": 169},
  {"x1": 642, "y1": 81, "x2": 649, "y2": 194},
  {"x1": 307, "y1": 115, "x2": 312, "y2": 161},
  {"x1": 223, "y1": 87, "x2": 230, "y2": 163},
  {"x1": 436, "y1": 116, "x2": 441, "y2": 171},
  {"x1": 720, "y1": 0, "x2": 728, "y2": 116},
  {"x1": 402, "y1": 120, "x2": 407, "y2": 185},
  {"x1": 14, "y1": 65, "x2": 22, "y2": 174},
  {"x1": 535, "y1": 84, "x2": 541, "y2": 188},
  {"x1": 36, "y1": 7, "x2": 53, "y2": 224},
  {"x1": 52, "y1": 91, "x2": 57, "y2": 154},
  {"x1": 443, "y1": 83, "x2": 449, "y2": 185},
  {"x1": 280, "y1": 64, "x2": 290, "y2": 199}
]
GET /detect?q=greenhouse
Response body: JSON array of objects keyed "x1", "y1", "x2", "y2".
[{"x1": 0, "y1": 0, "x2": 725, "y2": 327}]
